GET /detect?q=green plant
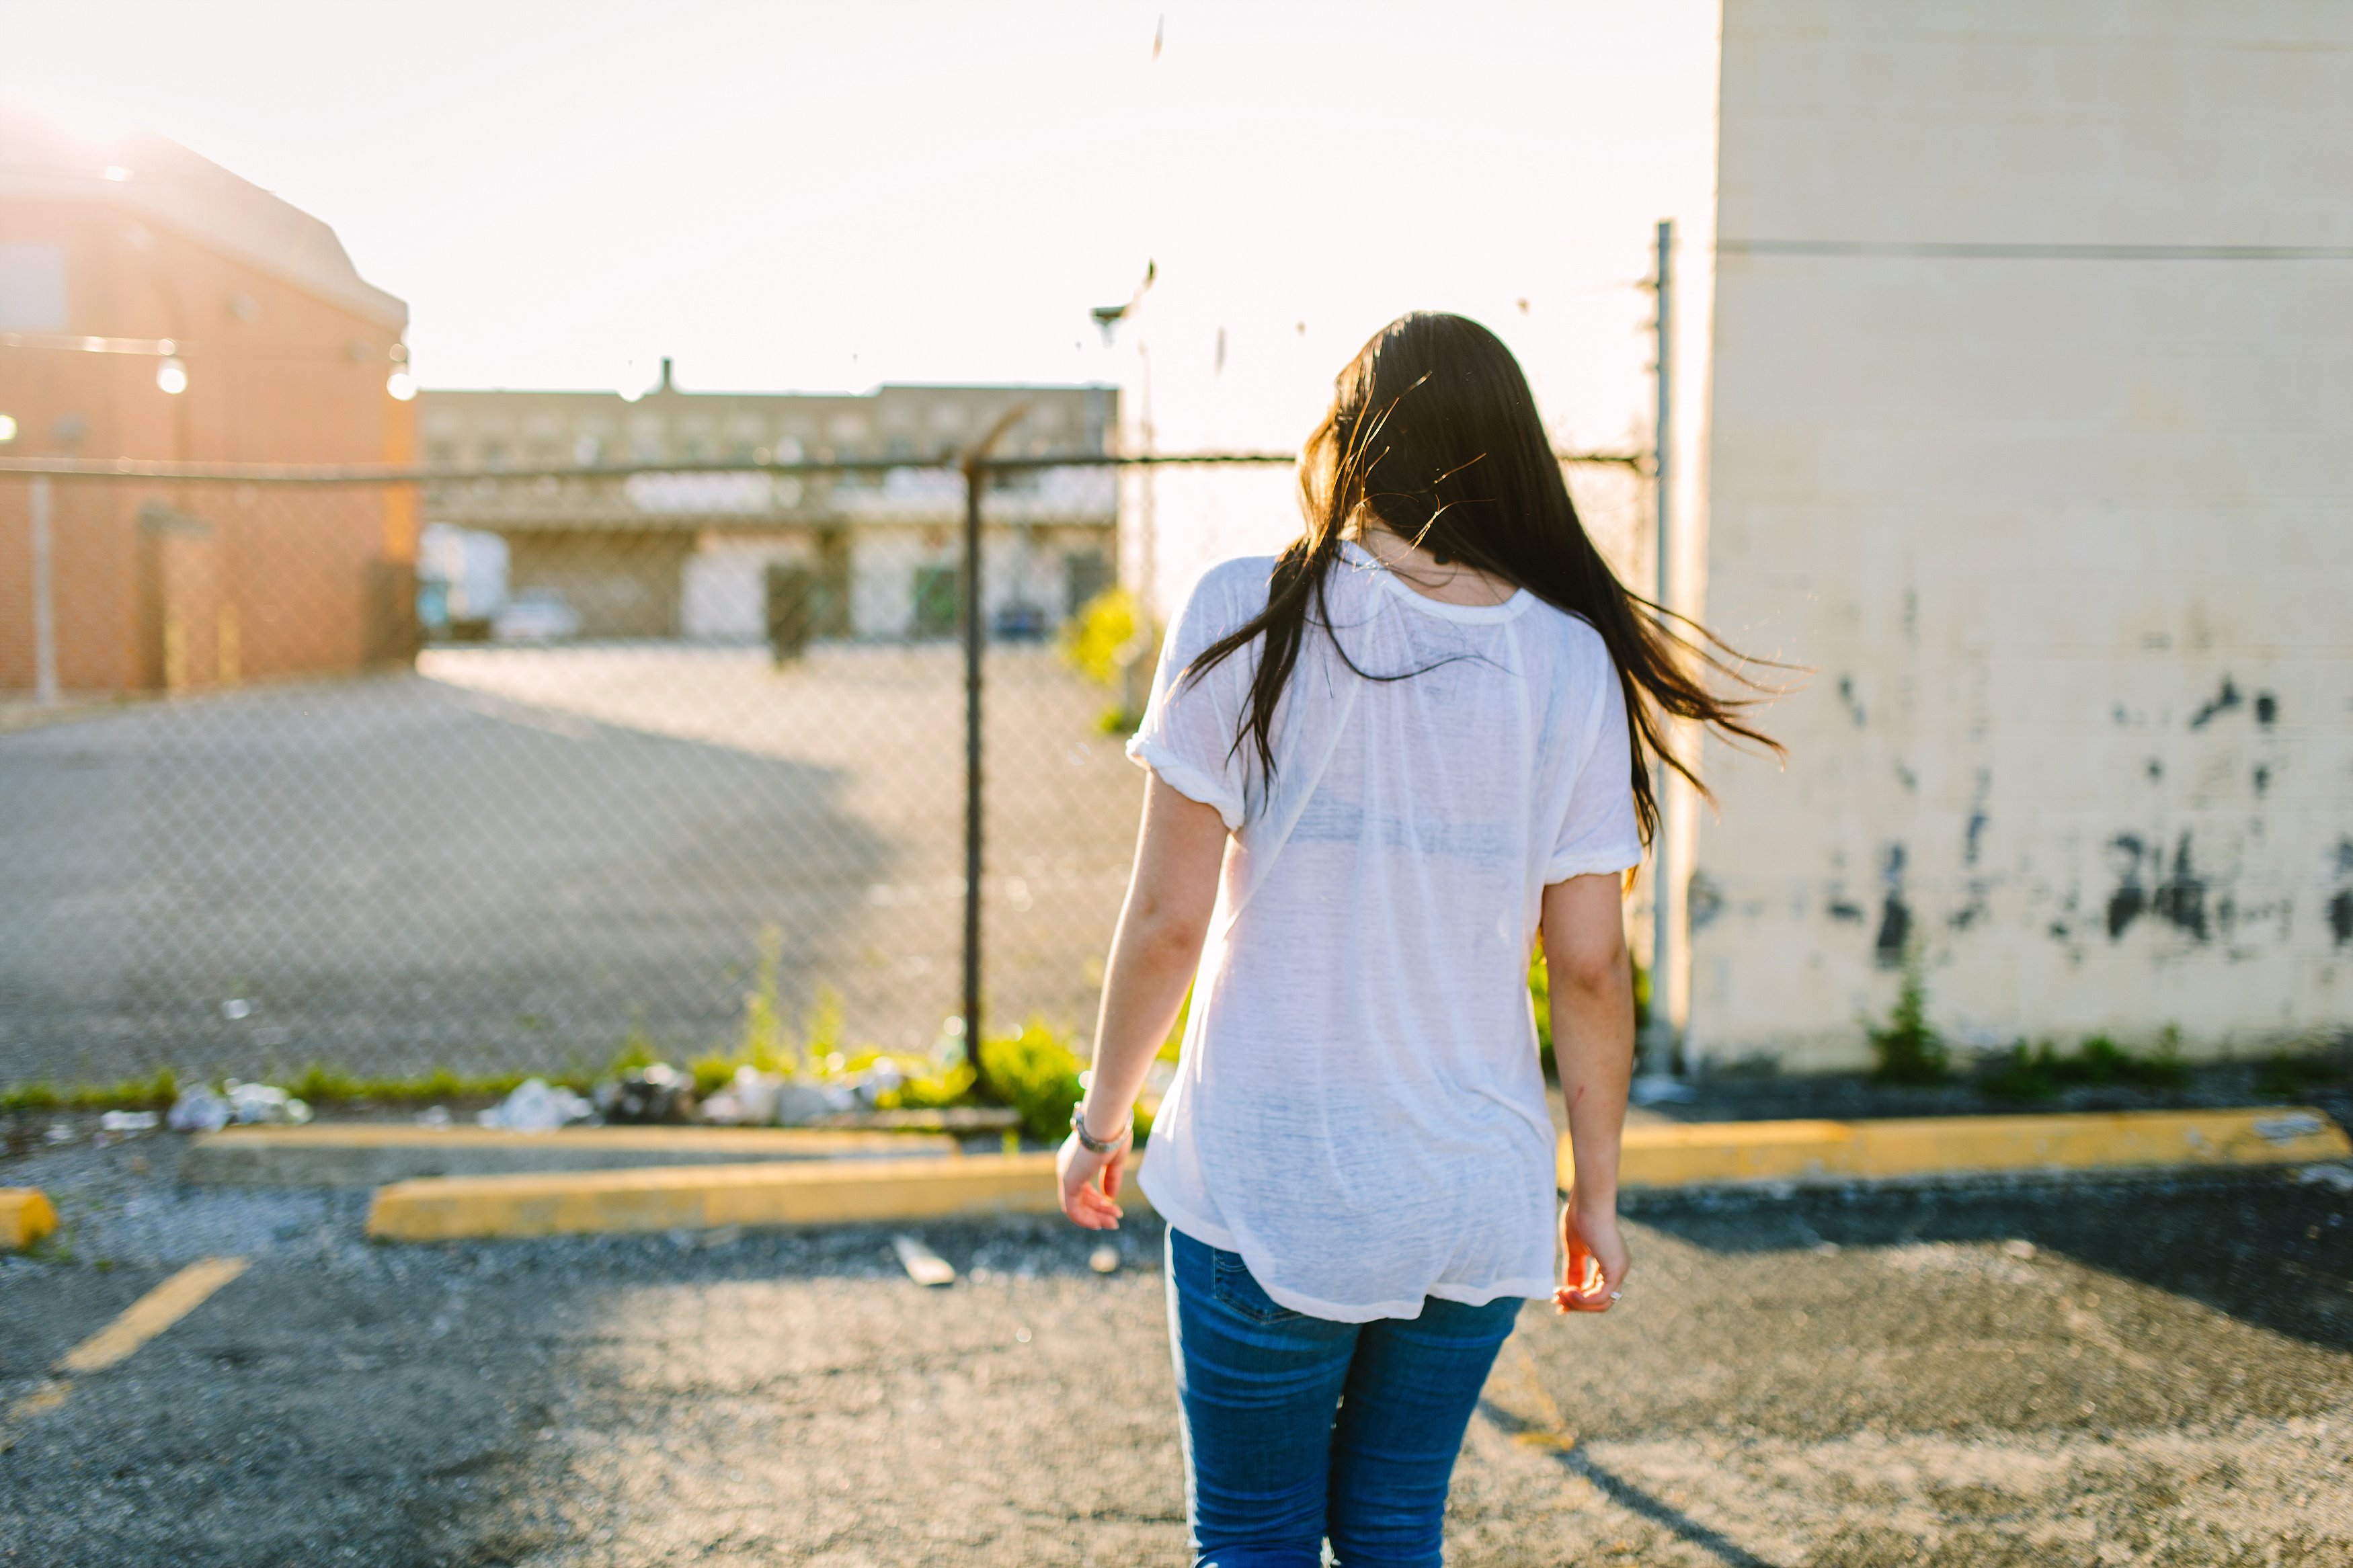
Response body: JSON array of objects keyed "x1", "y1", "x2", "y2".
[
  {"x1": 1, "y1": 1069, "x2": 178, "y2": 1115},
  {"x1": 1529, "y1": 950, "x2": 1554, "y2": 1077},
  {"x1": 1527, "y1": 950, "x2": 1650, "y2": 1081},
  {"x1": 688, "y1": 1053, "x2": 738, "y2": 1098},
  {"x1": 801, "y1": 987, "x2": 846, "y2": 1066},
  {"x1": 1161, "y1": 985, "x2": 1191, "y2": 1063},
  {"x1": 286, "y1": 1062, "x2": 362, "y2": 1104},
  {"x1": 2256, "y1": 1048, "x2": 2346, "y2": 1098},
  {"x1": 608, "y1": 1026, "x2": 660, "y2": 1077},
  {"x1": 1868, "y1": 954, "x2": 1950, "y2": 1085},
  {"x1": 0, "y1": 1063, "x2": 580, "y2": 1116},
  {"x1": 1979, "y1": 1033, "x2": 2191, "y2": 1100},
  {"x1": 738, "y1": 925, "x2": 794, "y2": 1075},
  {"x1": 1060, "y1": 587, "x2": 1140, "y2": 686},
  {"x1": 0, "y1": 1081, "x2": 60, "y2": 1113},
  {"x1": 879, "y1": 1061, "x2": 976, "y2": 1111},
  {"x1": 978, "y1": 1016, "x2": 1088, "y2": 1143},
  {"x1": 1979, "y1": 1041, "x2": 2063, "y2": 1100}
]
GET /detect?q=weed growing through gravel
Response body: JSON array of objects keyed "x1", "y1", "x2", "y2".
[
  {"x1": 2255, "y1": 1047, "x2": 2351, "y2": 1100},
  {"x1": 0, "y1": 1069, "x2": 180, "y2": 1115},
  {"x1": 1978, "y1": 1028, "x2": 2190, "y2": 1100},
  {"x1": 5, "y1": 958, "x2": 1594, "y2": 1120}
]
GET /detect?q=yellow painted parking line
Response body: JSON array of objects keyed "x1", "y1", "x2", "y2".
[
  {"x1": 366, "y1": 1151, "x2": 1154, "y2": 1241},
  {"x1": 1, "y1": 1188, "x2": 57, "y2": 1251},
  {"x1": 1, "y1": 1256, "x2": 249, "y2": 1449},
  {"x1": 1569, "y1": 1106, "x2": 2352, "y2": 1191},
  {"x1": 59, "y1": 1257, "x2": 250, "y2": 1373},
  {"x1": 7, "y1": 1381, "x2": 73, "y2": 1421},
  {"x1": 195, "y1": 1124, "x2": 950, "y2": 1155},
  {"x1": 186, "y1": 1122, "x2": 958, "y2": 1187}
]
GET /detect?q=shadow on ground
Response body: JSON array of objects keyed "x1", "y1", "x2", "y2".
[
  {"x1": 0, "y1": 672, "x2": 890, "y2": 1087},
  {"x1": 1628, "y1": 1170, "x2": 2353, "y2": 1353}
]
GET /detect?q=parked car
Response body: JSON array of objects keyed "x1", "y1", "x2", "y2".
[
  {"x1": 491, "y1": 588, "x2": 582, "y2": 643},
  {"x1": 992, "y1": 601, "x2": 1049, "y2": 642}
]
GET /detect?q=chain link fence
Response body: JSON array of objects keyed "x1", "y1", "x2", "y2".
[{"x1": 0, "y1": 448, "x2": 1646, "y2": 1095}]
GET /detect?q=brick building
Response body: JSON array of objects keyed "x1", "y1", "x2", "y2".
[{"x1": 0, "y1": 108, "x2": 414, "y2": 698}]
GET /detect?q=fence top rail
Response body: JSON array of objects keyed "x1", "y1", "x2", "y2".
[{"x1": 0, "y1": 448, "x2": 1642, "y2": 485}]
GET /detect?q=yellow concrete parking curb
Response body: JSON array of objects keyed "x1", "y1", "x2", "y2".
[
  {"x1": 364, "y1": 1151, "x2": 1152, "y2": 1241},
  {"x1": 187, "y1": 1122, "x2": 957, "y2": 1187},
  {"x1": 358, "y1": 1106, "x2": 2350, "y2": 1244},
  {"x1": 1575, "y1": 1106, "x2": 2352, "y2": 1191},
  {"x1": 1, "y1": 1188, "x2": 58, "y2": 1251}
]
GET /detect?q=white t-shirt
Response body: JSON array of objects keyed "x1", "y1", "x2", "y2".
[{"x1": 1127, "y1": 540, "x2": 1643, "y2": 1322}]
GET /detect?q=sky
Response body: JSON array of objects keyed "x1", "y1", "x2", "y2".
[{"x1": 1, "y1": 0, "x2": 1719, "y2": 453}]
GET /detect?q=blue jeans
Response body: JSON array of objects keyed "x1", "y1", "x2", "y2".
[{"x1": 1164, "y1": 1227, "x2": 1523, "y2": 1568}]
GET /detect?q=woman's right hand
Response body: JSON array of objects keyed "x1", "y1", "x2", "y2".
[
  {"x1": 1555, "y1": 1195, "x2": 1630, "y2": 1313},
  {"x1": 1056, "y1": 1124, "x2": 1130, "y2": 1231}
]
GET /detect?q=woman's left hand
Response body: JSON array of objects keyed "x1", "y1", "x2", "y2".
[{"x1": 1056, "y1": 1124, "x2": 1131, "y2": 1230}]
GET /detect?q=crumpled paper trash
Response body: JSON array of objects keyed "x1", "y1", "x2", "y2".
[
  {"x1": 227, "y1": 1081, "x2": 312, "y2": 1125},
  {"x1": 854, "y1": 1059, "x2": 905, "y2": 1108},
  {"x1": 770, "y1": 1079, "x2": 857, "y2": 1126},
  {"x1": 477, "y1": 1077, "x2": 595, "y2": 1132},
  {"x1": 701, "y1": 1066, "x2": 784, "y2": 1126},
  {"x1": 594, "y1": 1063, "x2": 697, "y2": 1125},
  {"x1": 167, "y1": 1085, "x2": 231, "y2": 1133}
]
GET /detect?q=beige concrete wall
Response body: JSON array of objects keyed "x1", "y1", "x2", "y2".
[{"x1": 1692, "y1": 1, "x2": 2353, "y2": 1069}]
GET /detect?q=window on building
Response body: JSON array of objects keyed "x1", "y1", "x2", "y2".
[{"x1": 0, "y1": 243, "x2": 67, "y2": 331}]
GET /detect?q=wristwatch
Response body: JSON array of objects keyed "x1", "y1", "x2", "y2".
[{"x1": 1070, "y1": 1102, "x2": 1129, "y2": 1154}]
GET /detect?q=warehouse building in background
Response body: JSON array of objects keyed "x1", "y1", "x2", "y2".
[
  {"x1": 0, "y1": 108, "x2": 415, "y2": 698},
  {"x1": 1685, "y1": 1, "x2": 2353, "y2": 1069},
  {"x1": 415, "y1": 376, "x2": 1117, "y2": 644}
]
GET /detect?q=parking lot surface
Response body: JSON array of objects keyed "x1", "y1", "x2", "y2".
[
  {"x1": 0, "y1": 645, "x2": 1140, "y2": 1087},
  {"x1": 3, "y1": 1129, "x2": 2348, "y2": 1566}
]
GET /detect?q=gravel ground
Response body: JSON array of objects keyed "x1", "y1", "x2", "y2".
[{"x1": 3, "y1": 1123, "x2": 2350, "y2": 1567}]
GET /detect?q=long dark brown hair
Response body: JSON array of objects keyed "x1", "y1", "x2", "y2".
[{"x1": 1186, "y1": 311, "x2": 1778, "y2": 844}]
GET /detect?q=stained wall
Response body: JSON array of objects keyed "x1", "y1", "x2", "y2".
[{"x1": 1690, "y1": 1, "x2": 2353, "y2": 1067}]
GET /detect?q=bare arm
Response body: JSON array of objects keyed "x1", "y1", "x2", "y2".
[
  {"x1": 1541, "y1": 871, "x2": 1636, "y2": 1311},
  {"x1": 1058, "y1": 772, "x2": 1228, "y2": 1229}
]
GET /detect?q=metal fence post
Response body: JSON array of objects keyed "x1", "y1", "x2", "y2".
[{"x1": 961, "y1": 457, "x2": 990, "y2": 1098}]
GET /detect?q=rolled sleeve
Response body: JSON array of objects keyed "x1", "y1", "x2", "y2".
[
  {"x1": 1546, "y1": 659, "x2": 1643, "y2": 882},
  {"x1": 1125, "y1": 735, "x2": 1246, "y2": 829},
  {"x1": 1125, "y1": 563, "x2": 1258, "y2": 831}
]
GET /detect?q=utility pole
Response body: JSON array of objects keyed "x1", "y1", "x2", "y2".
[
  {"x1": 1092, "y1": 261, "x2": 1157, "y2": 717},
  {"x1": 30, "y1": 476, "x2": 58, "y2": 706},
  {"x1": 1637, "y1": 218, "x2": 1687, "y2": 1101}
]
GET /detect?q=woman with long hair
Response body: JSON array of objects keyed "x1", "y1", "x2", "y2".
[{"x1": 1059, "y1": 312, "x2": 1773, "y2": 1567}]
